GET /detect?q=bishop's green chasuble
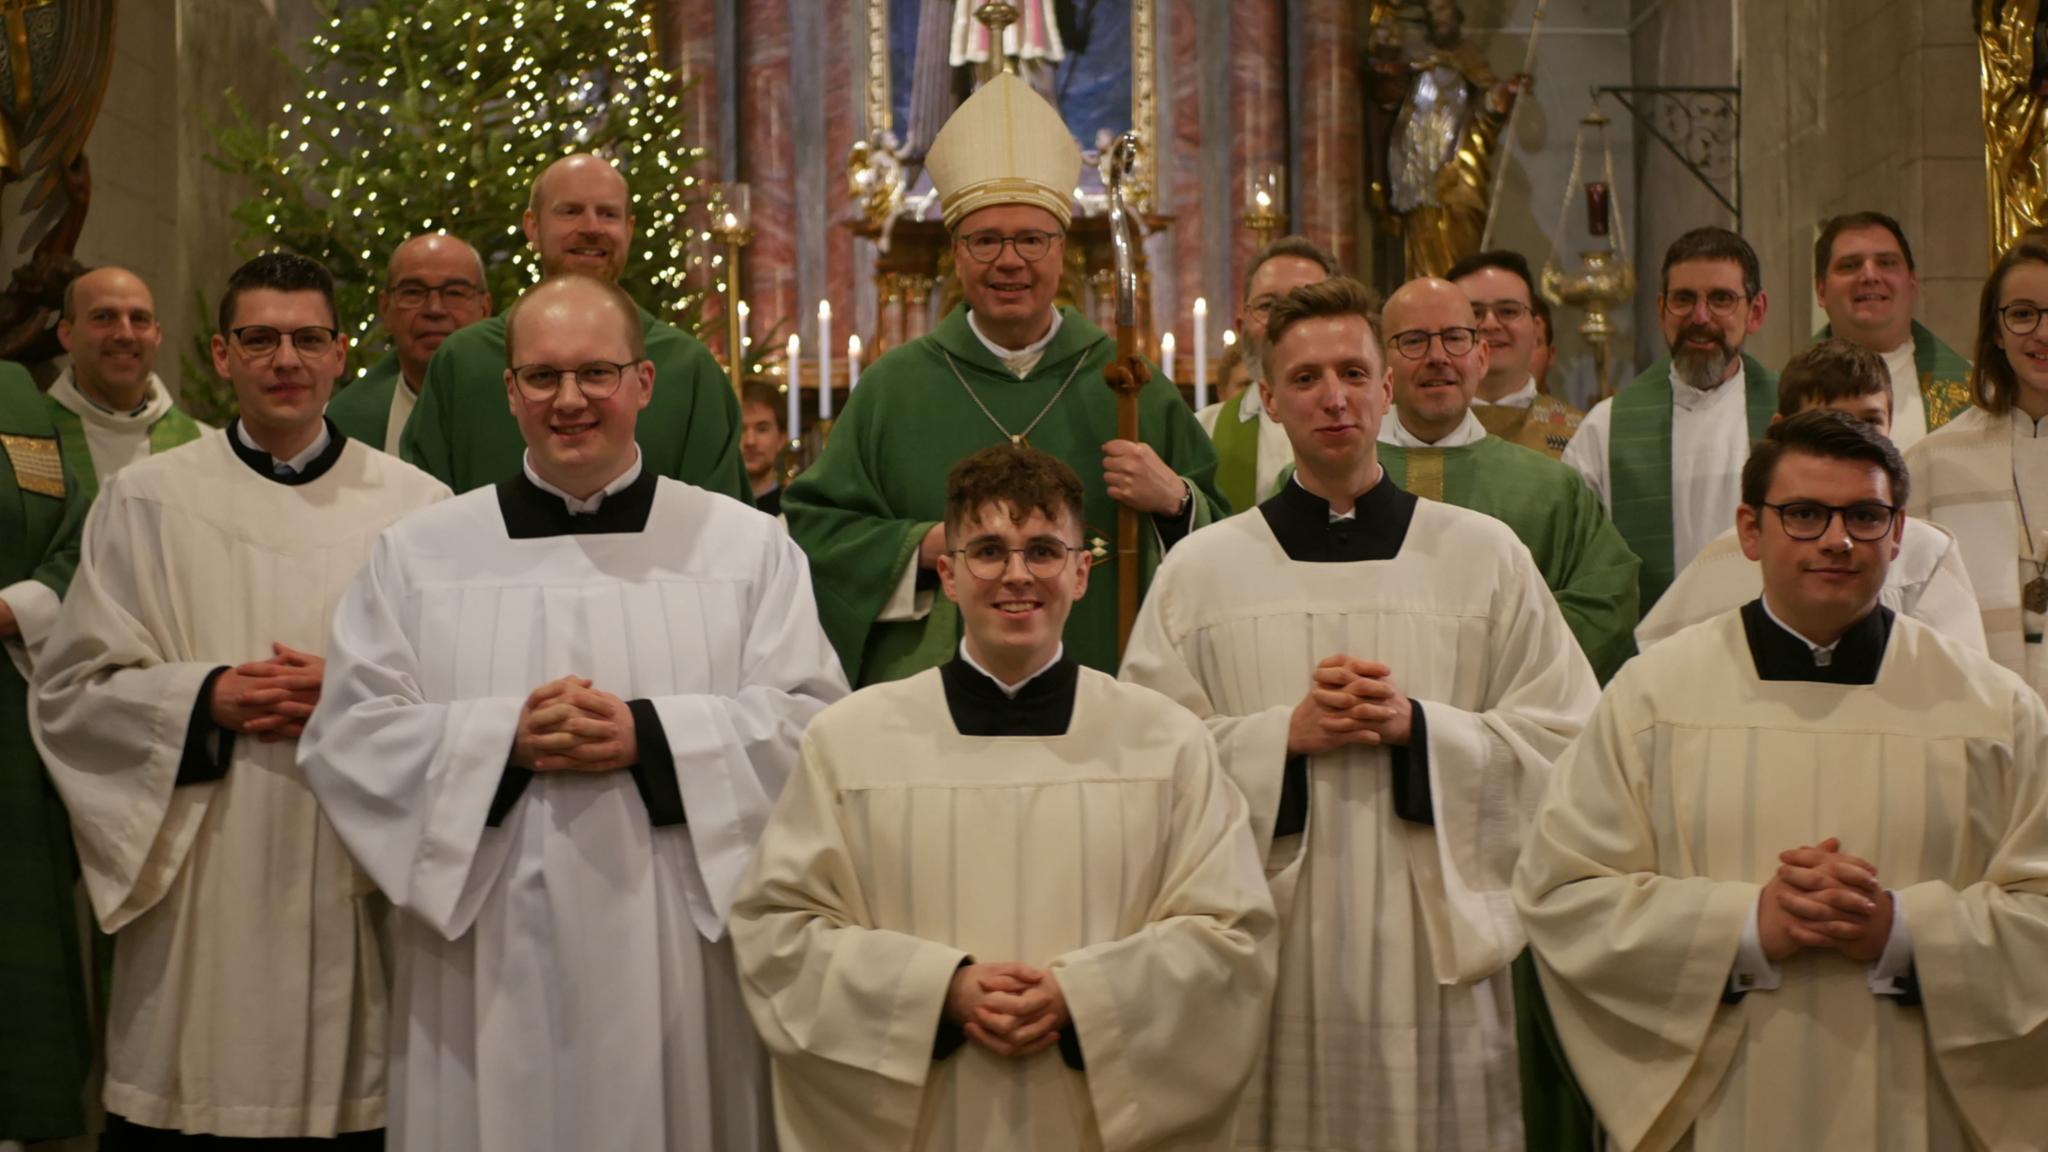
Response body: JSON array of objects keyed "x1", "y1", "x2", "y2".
[
  {"x1": 0, "y1": 364, "x2": 94, "y2": 1141},
  {"x1": 1380, "y1": 435, "x2": 1641, "y2": 682},
  {"x1": 400, "y1": 308, "x2": 750, "y2": 500},
  {"x1": 785, "y1": 305, "x2": 1226, "y2": 685}
]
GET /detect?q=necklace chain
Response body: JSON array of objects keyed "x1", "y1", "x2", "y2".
[{"x1": 942, "y1": 348, "x2": 1091, "y2": 447}]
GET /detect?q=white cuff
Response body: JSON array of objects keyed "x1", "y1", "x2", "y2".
[
  {"x1": 0, "y1": 578, "x2": 62, "y2": 679},
  {"x1": 1729, "y1": 895, "x2": 1783, "y2": 995},
  {"x1": 1868, "y1": 892, "x2": 1914, "y2": 996},
  {"x1": 876, "y1": 548, "x2": 934, "y2": 623}
]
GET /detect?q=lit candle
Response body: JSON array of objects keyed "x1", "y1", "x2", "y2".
[
  {"x1": 738, "y1": 300, "x2": 751, "y2": 354},
  {"x1": 1192, "y1": 298, "x2": 1209, "y2": 412},
  {"x1": 785, "y1": 333, "x2": 801, "y2": 437},
  {"x1": 1222, "y1": 328, "x2": 1237, "y2": 347},
  {"x1": 1160, "y1": 331, "x2": 1176, "y2": 384},
  {"x1": 1254, "y1": 188, "x2": 1272, "y2": 214},
  {"x1": 817, "y1": 301, "x2": 834, "y2": 420},
  {"x1": 848, "y1": 334, "x2": 862, "y2": 391}
]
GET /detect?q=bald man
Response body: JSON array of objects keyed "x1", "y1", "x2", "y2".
[
  {"x1": 400, "y1": 153, "x2": 749, "y2": 501},
  {"x1": 330, "y1": 232, "x2": 493, "y2": 454},
  {"x1": 47, "y1": 266, "x2": 207, "y2": 498},
  {"x1": 306, "y1": 274, "x2": 844, "y2": 1151}
]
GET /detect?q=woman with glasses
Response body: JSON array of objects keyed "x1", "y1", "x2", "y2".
[{"x1": 1904, "y1": 232, "x2": 2048, "y2": 694}]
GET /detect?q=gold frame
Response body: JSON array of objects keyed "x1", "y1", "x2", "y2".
[{"x1": 860, "y1": 0, "x2": 1158, "y2": 209}]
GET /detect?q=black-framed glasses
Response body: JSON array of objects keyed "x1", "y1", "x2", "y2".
[
  {"x1": 1762, "y1": 500, "x2": 1899, "y2": 542},
  {"x1": 2000, "y1": 302, "x2": 2044, "y2": 336},
  {"x1": 388, "y1": 280, "x2": 482, "y2": 310},
  {"x1": 1663, "y1": 289, "x2": 1748, "y2": 318},
  {"x1": 958, "y1": 229, "x2": 1058, "y2": 264},
  {"x1": 1469, "y1": 300, "x2": 1530, "y2": 324},
  {"x1": 1388, "y1": 326, "x2": 1478, "y2": 360},
  {"x1": 510, "y1": 359, "x2": 642, "y2": 401},
  {"x1": 953, "y1": 538, "x2": 1082, "y2": 579},
  {"x1": 231, "y1": 326, "x2": 339, "y2": 358}
]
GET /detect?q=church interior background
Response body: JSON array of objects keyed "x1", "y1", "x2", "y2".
[{"x1": 0, "y1": 0, "x2": 1990, "y2": 443}]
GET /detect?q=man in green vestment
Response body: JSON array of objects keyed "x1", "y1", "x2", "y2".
[
  {"x1": 328, "y1": 232, "x2": 492, "y2": 454},
  {"x1": 0, "y1": 362, "x2": 94, "y2": 1144},
  {"x1": 1564, "y1": 227, "x2": 1780, "y2": 610},
  {"x1": 47, "y1": 266, "x2": 206, "y2": 499},
  {"x1": 1376, "y1": 272, "x2": 1631, "y2": 1152},
  {"x1": 1197, "y1": 236, "x2": 1338, "y2": 513},
  {"x1": 1808, "y1": 211, "x2": 1973, "y2": 450},
  {"x1": 785, "y1": 73, "x2": 1223, "y2": 685},
  {"x1": 400, "y1": 153, "x2": 748, "y2": 500}
]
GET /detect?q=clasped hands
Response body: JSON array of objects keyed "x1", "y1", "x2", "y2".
[
  {"x1": 1757, "y1": 837, "x2": 1893, "y2": 964},
  {"x1": 945, "y1": 961, "x2": 1070, "y2": 1060},
  {"x1": 1287, "y1": 654, "x2": 1413, "y2": 756},
  {"x1": 510, "y1": 675, "x2": 639, "y2": 773},
  {"x1": 209, "y1": 642, "x2": 324, "y2": 742}
]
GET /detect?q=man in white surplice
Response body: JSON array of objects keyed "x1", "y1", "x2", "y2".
[
  {"x1": 732, "y1": 443, "x2": 1275, "y2": 1152},
  {"x1": 1122, "y1": 277, "x2": 1600, "y2": 1152},
  {"x1": 1516, "y1": 410, "x2": 2048, "y2": 1151},
  {"x1": 300, "y1": 275, "x2": 848, "y2": 1151},
  {"x1": 32, "y1": 253, "x2": 451, "y2": 1143}
]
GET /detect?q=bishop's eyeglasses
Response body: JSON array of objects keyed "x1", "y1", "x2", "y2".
[
  {"x1": 1761, "y1": 500, "x2": 1900, "y2": 541},
  {"x1": 953, "y1": 538, "x2": 1083, "y2": 579},
  {"x1": 510, "y1": 359, "x2": 642, "y2": 401},
  {"x1": 957, "y1": 229, "x2": 1058, "y2": 264}
]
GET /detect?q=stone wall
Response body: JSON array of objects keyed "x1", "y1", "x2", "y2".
[{"x1": 1629, "y1": 0, "x2": 1985, "y2": 375}]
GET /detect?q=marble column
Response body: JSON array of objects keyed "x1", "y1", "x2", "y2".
[
  {"x1": 664, "y1": 0, "x2": 728, "y2": 358},
  {"x1": 1166, "y1": 0, "x2": 1205, "y2": 362},
  {"x1": 1296, "y1": 0, "x2": 1361, "y2": 276},
  {"x1": 1228, "y1": 0, "x2": 1289, "y2": 311},
  {"x1": 739, "y1": 0, "x2": 799, "y2": 356},
  {"x1": 824, "y1": 0, "x2": 860, "y2": 389}
]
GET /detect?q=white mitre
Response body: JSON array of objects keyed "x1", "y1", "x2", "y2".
[{"x1": 927, "y1": 72, "x2": 1081, "y2": 229}]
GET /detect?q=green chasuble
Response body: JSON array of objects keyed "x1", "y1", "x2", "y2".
[
  {"x1": 1608, "y1": 353, "x2": 1776, "y2": 610},
  {"x1": 46, "y1": 390, "x2": 204, "y2": 503},
  {"x1": 400, "y1": 308, "x2": 750, "y2": 500},
  {"x1": 785, "y1": 304, "x2": 1225, "y2": 685},
  {"x1": 325, "y1": 350, "x2": 403, "y2": 449},
  {"x1": 1211, "y1": 393, "x2": 1264, "y2": 513},
  {"x1": 1814, "y1": 319, "x2": 1974, "y2": 432},
  {"x1": 0, "y1": 363, "x2": 94, "y2": 1141},
  {"x1": 1380, "y1": 436, "x2": 1641, "y2": 682}
]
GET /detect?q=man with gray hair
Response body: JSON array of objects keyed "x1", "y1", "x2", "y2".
[{"x1": 329, "y1": 232, "x2": 493, "y2": 454}]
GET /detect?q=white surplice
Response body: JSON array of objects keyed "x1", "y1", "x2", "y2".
[
  {"x1": 1637, "y1": 519, "x2": 1985, "y2": 653},
  {"x1": 731, "y1": 665, "x2": 1277, "y2": 1152},
  {"x1": 1121, "y1": 491, "x2": 1600, "y2": 1151},
  {"x1": 30, "y1": 431, "x2": 449, "y2": 1136},
  {"x1": 1515, "y1": 611, "x2": 2048, "y2": 1152},
  {"x1": 298, "y1": 474, "x2": 848, "y2": 1152}
]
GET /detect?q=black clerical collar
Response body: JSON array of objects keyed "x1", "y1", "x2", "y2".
[
  {"x1": 1259, "y1": 469, "x2": 1417, "y2": 563},
  {"x1": 1740, "y1": 599, "x2": 1894, "y2": 685},
  {"x1": 939, "y1": 653, "x2": 1080, "y2": 736},
  {"x1": 497, "y1": 467, "x2": 659, "y2": 538},
  {"x1": 227, "y1": 418, "x2": 347, "y2": 486}
]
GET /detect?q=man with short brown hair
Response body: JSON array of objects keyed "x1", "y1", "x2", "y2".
[{"x1": 1447, "y1": 248, "x2": 1583, "y2": 458}]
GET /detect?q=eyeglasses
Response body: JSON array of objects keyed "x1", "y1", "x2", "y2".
[
  {"x1": 1762, "y1": 500, "x2": 1899, "y2": 542},
  {"x1": 231, "y1": 326, "x2": 339, "y2": 358},
  {"x1": 957, "y1": 229, "x2": 1058, "y2": 264},
  {"x1": 2000, "y1": 302, "x2": 2044, "y2": 336},
  {"x1": 509, "y1": 359, "x2": 642, "y2": 401},
  {"x1": 953, "y1": 538, "x2": 1082, "y2": 580},
  {"x1": 1663, "y1": 289, "x2": 1748, "y2": 318},
  {"x1": 1469, "y1": 301, "x2": 1529, "y2": 324},
  {"x1": 1388, "y1": 326, "x2": 1478, "y2": 360},
  {"x1": 388, "y1": 280, "x2": 482, "y2": 310}
]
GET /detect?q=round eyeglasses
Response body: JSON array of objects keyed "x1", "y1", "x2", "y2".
[
  {"x1": 1388, "y1": 327, "x2": 1478, "y2": 360},
  {"x1": 953, "y1": 539, "x2": 1081, "y2": 580},
  {"x1": 1762, "y1": 500, "x2": 1899, "y2": 542},
  {"x1": 957, "y1": 229, "x2": 1058, "y2": 264},
  {"x1": 510, "y1": 359, "x2": 641, "y2": 401},
  {"x1": 2000, "y1": 302, "x2": 2044, "y2": 337}
]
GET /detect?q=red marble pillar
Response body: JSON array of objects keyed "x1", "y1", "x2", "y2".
[
  {"x1": 739, "y1": 1, "x2": 799, "y2": 353},
  {"x1": 1297, "y1": 0, "x2": 1362, "y2": 277},
  {"x1": 1166, "y1": 0, "x2": 1204, "y2": 357},
  {"x1": 824, "y1": 0, "x2": 859, "y2": 381},
  {"x1": 1229, "y1": 0, "x2": 1288, "y2": 309},
  {"x1": 664, "y1": 0, "x2": 727, "y2": 357}
]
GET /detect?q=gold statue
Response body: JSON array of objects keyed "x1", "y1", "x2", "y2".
[
  {"x1": 1366, "y1": 0, "x2": 1528, "y2": 280},
  {"x1": 1979, "y1": 0, "x2": 2048, "y2": 260}
]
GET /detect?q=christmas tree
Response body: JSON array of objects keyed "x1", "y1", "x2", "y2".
[{"x1": 197, "y1": 0, "x2": 708, "y2": 421}]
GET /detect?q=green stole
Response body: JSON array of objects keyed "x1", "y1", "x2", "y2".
[
  {"x1": 1608, "y1": 353, "x2": 1776, "y2": 609},
  {"x1": 1211, "y1": 395, "x2": 1263, "y2": 513},
  {"x1": 1812, "y1": 320, "x2": 1974, "y2": 431},
  {"x1": 47, "y1": 398, "x2": 204, "y2": 500}
]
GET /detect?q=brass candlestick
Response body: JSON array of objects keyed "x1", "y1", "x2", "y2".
[
  {"x1": 975, "y1": 2, "x2": 1020, "y2": 81},
  {"x1": 709, "y1": 182, "x2": 754, "y2": 396},
  {"x1": 1242, "y1": 163, "x2": 1288, "y2": 251}
]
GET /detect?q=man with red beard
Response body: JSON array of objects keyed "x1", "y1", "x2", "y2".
[
  {"x1": 329, "y1": 232, "x2": 492, "y2": 454},
  {"x1": 1563, "y1": 227, "x2": 1779, "y2": 610}
]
